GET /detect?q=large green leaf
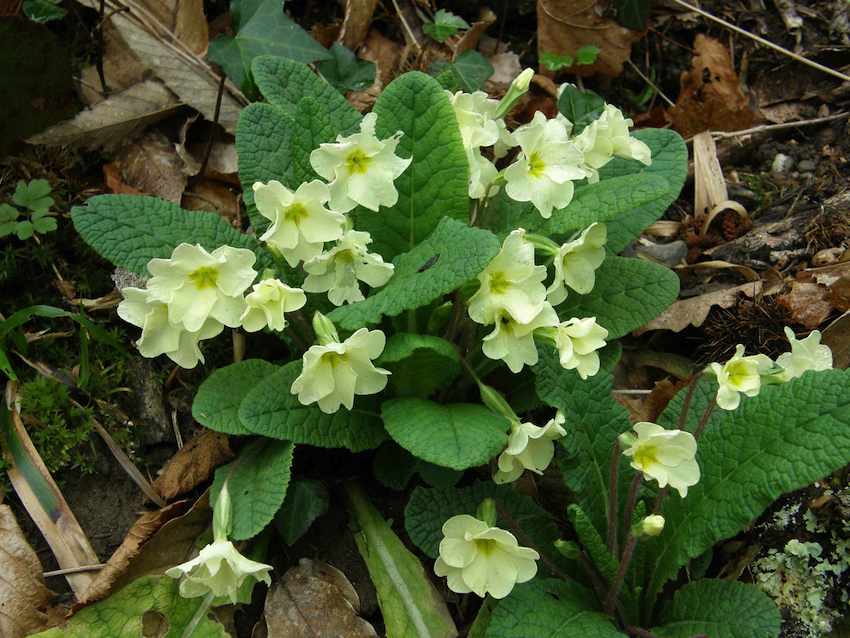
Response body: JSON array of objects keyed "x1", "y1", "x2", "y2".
[
  {"x1": 290, "y1": 96, "x2": 340, "y2": 185},
  {"x1": 486, "y1": 579, "x2": 625, "y2": 638},
  {"x1": 557, "y1": 256, "x2": 679, "y2": 339},
  {"x1": 329, "y1": 217, "x2": 499, "y2": 331},
  {"x1": 346, "y1": 483, "x2": 458, "y2": 638},
  {"x1": 193, "y1": 359, "x2": 279, "y2": 435},
  {"x1": 382, "y1": 398, "x2": 509, "y2": 470},
  {"x1": 275, "y1": 478, "x2": 329, "y2": 545},
  {"x1": 644, "y1": 369, "x2": 850, "y2": 602},
  {"x1": 71, "y1": 195, "x2": 267, "y2": 275},
  {"x1": 238, "y1": 361, "x2": 386, "y2": 451},
  {"x1": 31, "y1": 576, "x2": 227, "y2": 637},
  {"x1": 352, "y1": 71, "x2": 469, "y2": 258},
  {"x1": 377, "y1": 333, "x2": 461, "y2": 397},
  {"x1": 652, "y1": 579, "x2": 780, "y2": 638},
  {"x1": 211, "y1": 438, "x2": 294, "y2": 540},
  {"x1": 251, "y1": 55, "x2": 362, "y2": 131}
]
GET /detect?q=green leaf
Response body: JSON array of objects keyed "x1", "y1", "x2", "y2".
[
  {"x1": 71, "y1": 194, "x2": 269, "y2": 275},
  {"x1": 557, "y1": 256, "x2": 679, "y2": 339},
  {"x1": 615, "y1": 0, "x2": 650, "y2": 30},
  {"x1": 208, "y1": 36, "x2": 255, "y2": 95},
  {"x1": 238, "y1": 361, "x2": 386, "y2": 452},
  {"x1": 352, "y1": 71, "x2": 469, "y2": 258},
  {"x1": 652, "y1": 579, "x2": 781, "y2": 638},
  {"x1": 251, "y1": 55, "x2": 362, "y2": 131},
  {"x1": 373, "y1": 443, "x2": 462, "y2": 490},
  {"x1": 317, "y1": 43, "x2": 376, "y2": 92},
  {"x1": 567, "y1": 504, "x2": 618, "y2": 585},
  {"x1": 540, "y1": 51, "x2": 574, "y2": 71},
  {"x1": 440, "y1": 50, "x2": 495, "y2": 92},
  {"x1": 211, "y1": 438, "x2": 294, "y2": 540},
  {"x1": 598, "y1": 128, "x2": 688, "y2": 252},
  {"x1": 576, "y1": 44, "x2": 601, "y2": 65},
  {"x1": 208, "y1": 0, "x2": 331, "y2": 91},
  {"x1": 12, "y1": 179, "x2": 53, "y2": 213},
  {"x1": 14, "y1": 220, "x2": 33, "y2": 240},
  {"x1": 275, "y1": 479, "x2": 329, "y2": 545},
  {"x1": 558, "y1": 86, "x2": 606, "y2": 135},
  {"x1": 30, "y1": 576, "x2": 227, "y2": 637},
  {"x1": 193, "y1": 359, "x2": 279, "y2": 435},
  {"x1": 230, "y1": 0, "x2": 264, "y2": 30},
  {"x1": 346, "y1": 483, "x2": 458, "y2": 638},
  {"x1": 0, "y1": 221, "x2": 16, "y2": 238},
  {"x1": 533, "y1": 348, "x2": 631, "y2": 533},
  {"x1": 290, "y1": 96, "x2": 340, "y2": 185},
  {"x1": 405, "y1": 481, "x2": 560, "y2": 561},
  {"x1": 377, "y1": 333, "x2": 461, "y2": 397},
  {"x1": 383, "y1": 398, "x2": 509, "y2": 470},
  {"x1": 22, "y1": 0, "x2": 66, "y2": 22},
  {"x1": 486, "y1": 579, "x2": 625, "y2": 638},
  {"x1": 329, "y1": 217, "x2": 499, "y2": 331},
  {"x1": 0, "y1": 203, "x2": 19, "y2": 222},
  {"x1": 423, "y1": 9, "x2": 469, "y2": 42},
  {"x1": 644, "y1": 370, "x2": 850, "y2": 602},
  {"x1": 31, "y1": 215, "x2": 57, "y2": 234}
]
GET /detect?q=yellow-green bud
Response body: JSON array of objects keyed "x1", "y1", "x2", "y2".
[
  {"x1": 554, "y1": 539, "x2": 581, "y2": 560},
  {"x1": 476, "y1": 498, "x2": 498, "y2": 527},
  {"x1": 213, "y1": 481, "x2": 233, "y2": 542},
  {"x1": 638, "y1": 514, "x2": 665, "y2": 537},
  {"x1": 479, "y1": 382, "x2": 519, "y2": 424},
  {"x1": 495, "y1": 68, "x2": 534, "y2": 118},
  {"x1": 312, "y1": 311, "x2": 340, "y2": 345}
]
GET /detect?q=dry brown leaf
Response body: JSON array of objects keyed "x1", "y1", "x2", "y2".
[
  {"x1": 104, "y1": 163, "x2": 143, "y2": 195},
  {"x1": 175, "y1": 118, "x2": 239, "y2": 182},
  {"x1": 822, "y1": 311, "x2": 850, "y2": 369},
  {"x1": 27, "y1": 80, "x2": 179, "y2": 150},
  {"x1": 778, "y1": 280, "x2": 834, "y2": 329},
  {"x1": 152, "y1": 430, "x2": 233, "y2": 501},
  {"x1": 339, "y1": 0, "x2": 378, "y2": 50},
  {"x1": 828, "y1": 275, "x2": 850, "y2": 312},
  {"x1": 614, "y1": 378, "x2": 686, "y2": 424},
  {"x1": 453, "y1": 8, "x2": 496, "y2": 55},
  {"x1": 669, "y1": 35, "x2": 757, "y2": 138},
  {"x1": 537, "y1": 0, "x2": 641, "y2": 77},
  {"x1": 349, "y1": 29, "x2": 403, "y2": 112},
  {"x1": 114, "y1": 130, "x2": 189, "y2": 202},
  {"x1": 263, "y1": 559, "x2": 378, "y2": 638},
  {"x1": 79, "y1": 24, "x2": 148, "y2": 106},
  {"x1": 183, "y1": 180, "x2": 241, "y2": 221},
  {"x1": 488, "y1": 51, "x2": 522, "y2": 92},
  {"x1": 0, "y1": 505, "x2": 53, "y2": 638}
]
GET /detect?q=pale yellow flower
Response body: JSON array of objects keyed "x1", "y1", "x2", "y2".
[
  {"x1": 239, "y1": 279, "x2": 306, "y2": 333},
  {"x1": 620, "y1": 422, "x2": 700, "y2": 497},
  {"x1": 776, "y1": 327, "x2": 832, "y2": 381},
  {"x1": 708, "y1": 344, "x2": 774, "y2": 410},
  {"x1": 547, "y1": 223, "x2": 607, "y2": 304},
  {"x1": 639, "y1": 515, "x2": 665, "y2": 537},
  {"x1": 482, "y1": 303, "x2": 559, "y2": 373},
  {"x1": 553, "y1": 317, "x2": 608, "y2": 379},
  {"x1": 494, "y1": 412, "x2": 566, "y2": 483}
]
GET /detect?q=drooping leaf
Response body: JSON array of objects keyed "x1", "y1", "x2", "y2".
[
  {"x1": 423, "y1": 9, "x2": 469, "y2": 42},
  {"x1": 238, "y1": 361, "x2": 386, "y2": 452},
  {"x1": 71, "y1": 195, "x2": 269, "y2": 275},
  {"x1": 275, "y1": 479, "x2": 329, "y2": 545},
  {"x1": 382, "y1": 398, "x2": 509, "y2": 470},
  {"x1": 652, "y1": 579, "x2": 781, "y2": 638},
  {"x1": 317, "y1": 43, "x2": 376, "y2": 92},
  {"x1": 376, "y1": 333, "x2": 461, "y2": 397},
  {"x1": 346, "y1": 483, "x2": 458, "y2": 638},
  {"x1": 193, "y1": 360, "x2": 279, "y2": 435},
  {"x1": 211, "y1": 438, "x2": 294, "y2": 541},
  {"x1": 352, "y1": 71, "x2": 469, "y2": 258},
  {"x1": 329, "y1": 217, "x2": 500, "y2": 331}
]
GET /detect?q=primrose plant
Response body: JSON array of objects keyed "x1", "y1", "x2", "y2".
[{"x1": 71, "y1": 55, "x2": 850, "y2": 638}]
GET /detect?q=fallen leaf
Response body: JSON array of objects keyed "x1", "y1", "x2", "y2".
[
  {"x1": 614, "y1": 378, "x2": 686, "y2": 424},
  {"x1": 176, "y1": 118, "x2": 239, "y2": 182},
  {"x1": 0, "y1": 504, "x2": 53, "y2": 638},
  {"x1": 152, "y1": 430, "x2": 233, "y2": 501},
  {"x1": 537, "y1": 0, "x2": 642, "y2": 77},
  {"x1": 828, "y1": 274, "x2": 850, "y2": 312},
  {"x1": 821, "y1": 311, "x2": 850, "y2": 369},
  {"x1": 114, "y1": 131, "x2": 189, "y2": 202},
  {"x1": 669, "y1": 34, "x2": 757, "y2": 138},
  {"x1": 348, "y1": 29, "x2": 402, "y2": 112},
  {"x1": 103, "y1": 163, "x2": 143, "y2": 195},
  {"x1": 339, "y1": 0, "x2": 378, "y2": 51},
  {"x1": 78, "y1": 24, "x2": 147, "y2": 106},
  {"x1": 778, "y1": 280, "x2": 834, "y2": 329},
  {"x1": 453, "y1": 9, "x2": 496, "y2": 55},
  {"x1": 27, "y1": 80, "x2": 179, "y2": 150},
  {"x1": 263, "y1": 559, "x2": 377, "y2": 638}
]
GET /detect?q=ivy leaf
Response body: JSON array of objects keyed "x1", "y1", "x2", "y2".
[
  {"x1": 22, "y1": 0, "x2": 66, "y2": 22},
  {"x1": 644, "y1": 370, "x2": 850, "y2": 603},
  {"x1": 211, "y1": 438, "x2": 294, "y2": 541},
  {"x1": 652, "y1": 579, "x2": 781, "y2": 638},
  {"x1": 575, "y1": 44, "x2": 601, "y2": 65},
  {"x1": 12, "y1": 179, "x2": 53, "y2": 214},
  {"x1": 487, "y1": 579, "x2": 625, "y2": 638},
  {"x1": 317, "y1": 43, "x2": 376, "y2": 92},
  {"x1": 329, "y1": 217, "x2": 499, "y2": 331},
  {"x1": 423, "y1": 9, "x2": 469, "y2": 42},
  {"x1": 274, "y1": 479, "x2": 329, "y2": 545},
  {"x1": 192, "y1": 359, "x2": 279, "y2": 435},
  {"x1": 382, "y1": 398, "x2": 509, "y2": 470},
  {"x1": 30, "y1": 576, "x2": 227, "y2": 637},
  {"x1": 376, "y1": 333, "x2": 461, "y2": 397},
  {"x1": 71, "y1": 195, "x2": 270, "y2": 275},
  {"x1": 238, "y1": 361, "x2": 387, "y2": 452},
  {"x1": 540, "y1": 51, "x2": 574, "y2": 71},
  {"x1": 557, "y1": 256, "x2": 680, "y2": 339},
  {"x1": 558, "y1": 85, "x2": 606, "y2": 135},
  {"x1": 352, "y1": 71, "x2": 469, "y2": 258}
]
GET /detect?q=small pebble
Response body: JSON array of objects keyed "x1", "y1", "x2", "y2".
[{"x1": 771, "y1": 153, "x2": 795, "y2": 174}]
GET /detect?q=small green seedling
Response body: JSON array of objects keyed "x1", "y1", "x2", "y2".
[{"x1": 0, "y1": 179, "x2": 58, "y2": 240}]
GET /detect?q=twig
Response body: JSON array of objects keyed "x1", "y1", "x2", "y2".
[
  {"x1": 677, "y1": 372, "x2": 701, "y2": 431},
  {"x1": 690, "y1": 111, "x2": 850, "y2": 142},
  {"x1": 44, "y1": 563, "x2": 105, "y2": 577},
  {"x1": 692, "y1": 400, "x2": 717, "y2": 440},
  {"x1": 538, "y1": 0, "x2": 609, "y2": 30},
  {"x1": 197, "y1": 73, "x2": 226, "y2": 179},
  {"x1": 96, "y1": 0, "x2": 108, "y2": 95},
  {"x1": 606, "y1": 439, "x2": 621, "y2": 554},
  {"x1": 670, "y1": 0, "x2": 850, "y2": 83},
  {"x1": 626, "y1": 59, "x2": 675, "y2": 107}
]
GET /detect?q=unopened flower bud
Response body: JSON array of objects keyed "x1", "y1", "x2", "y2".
[{"x1": 638, "y1": 515, "x2": 665, "y2": 537}]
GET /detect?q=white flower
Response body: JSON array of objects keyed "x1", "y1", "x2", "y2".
[
  {"x1": 504, "y1": 111, "x2": 586, "y2": 218},
  {"x1": 447, "y1": 90, "x2": 501, "y2": 149},
  {"x1": 776, "y1": 327, "x2": 833, "y2": 381},
  {"x1": 302, "y1": 229, "x2": 394, "y2": 306},
  {"x1": 290, "y1": 328, "x2": 390, "y2": 413},
  {"x1": 165, "y1": 539, "x2": 272, "y2": 603},
  {"x1": 239, "y1": 279, "x2": 306, "y2": 333},
  {"x1": 482, "y1": 303, "x2": 559, "y2": 373},
  {"x1": 639, "y1": 515, "x2": 665, "y2": 537},
  {"x1": 708, "y1": 344, "x2": 774, "y2": 411},
  {"x1": 118, "y1": 287, "x2": 223, "y2": 369},
  {"x1": 553, "y1": 317, "x2": 608, "y2": 379},
  {"x1": 309, "y1": 112, "x2": 411, "y2": 213},
  {"x1": 466, "y1": 147, "x2": 500, "y2": 200},
  {"x1": 253, "y1": 180, "x2": 345, "y2": 267},
  {"x1": 494, "y1": 412, "x2": 566, "y2": 483},
  {"x1": 468, "y1": 229, "x2": 548, "y2": 325},
  {"x1": 547, "y1": 223, "x2": 607, "y2": 304},
  {"x1": 434, "y1": 515, "x2": 539, "y2": 599},
  {"x1": 146, "y1": 243, "x2": 256, "y2": 332},
  {"x1": 619, "y1": 422, "x2": 700, "y2": 497},
  {"x1": 574, "y1": 105, "x2": 651, "y2": 183}
]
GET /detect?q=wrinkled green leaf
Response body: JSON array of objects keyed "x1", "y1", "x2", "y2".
[
  {"x1": 377, "y1": 333, "x2": 461, "y2": 397},
  {"x1": 193, "y1": 359, "x2": 279, "y2": 435}
]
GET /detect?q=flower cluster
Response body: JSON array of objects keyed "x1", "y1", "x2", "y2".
[{"x1": 709, "y1": 328, "x2": 833, "y2": 410}]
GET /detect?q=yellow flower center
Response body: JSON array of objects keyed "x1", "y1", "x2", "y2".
[
  {"x1": 726, "y1": 360, "x2": 751, "y2": 388},
  {"x1": 475, "y1": 539, "x2": 498, "y2": 556},
  {"x1": 335, "y1": 249, "x2": 356, "y2": 264},
  {"x1": 528, "y1": 152, "x2": 546, "y2": 178},
  {"x1": 188, "y1": 266, "x2": 219, "y2": 289},
  {"x1": 489, "y1": 271, "x2": 510, "y2": 295},
  {"x1": 325, "y1": 352, "x2": 347, "y2": 367},
  {"x1": 284, "y1": 202, "x2": 309, "y2": 224},
  {"x1": 633, "y1": 443, "x2": 658, "y2": 471},
  {"x1": 345, "y1": 149, "x2": 372, "y2": 174}
]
